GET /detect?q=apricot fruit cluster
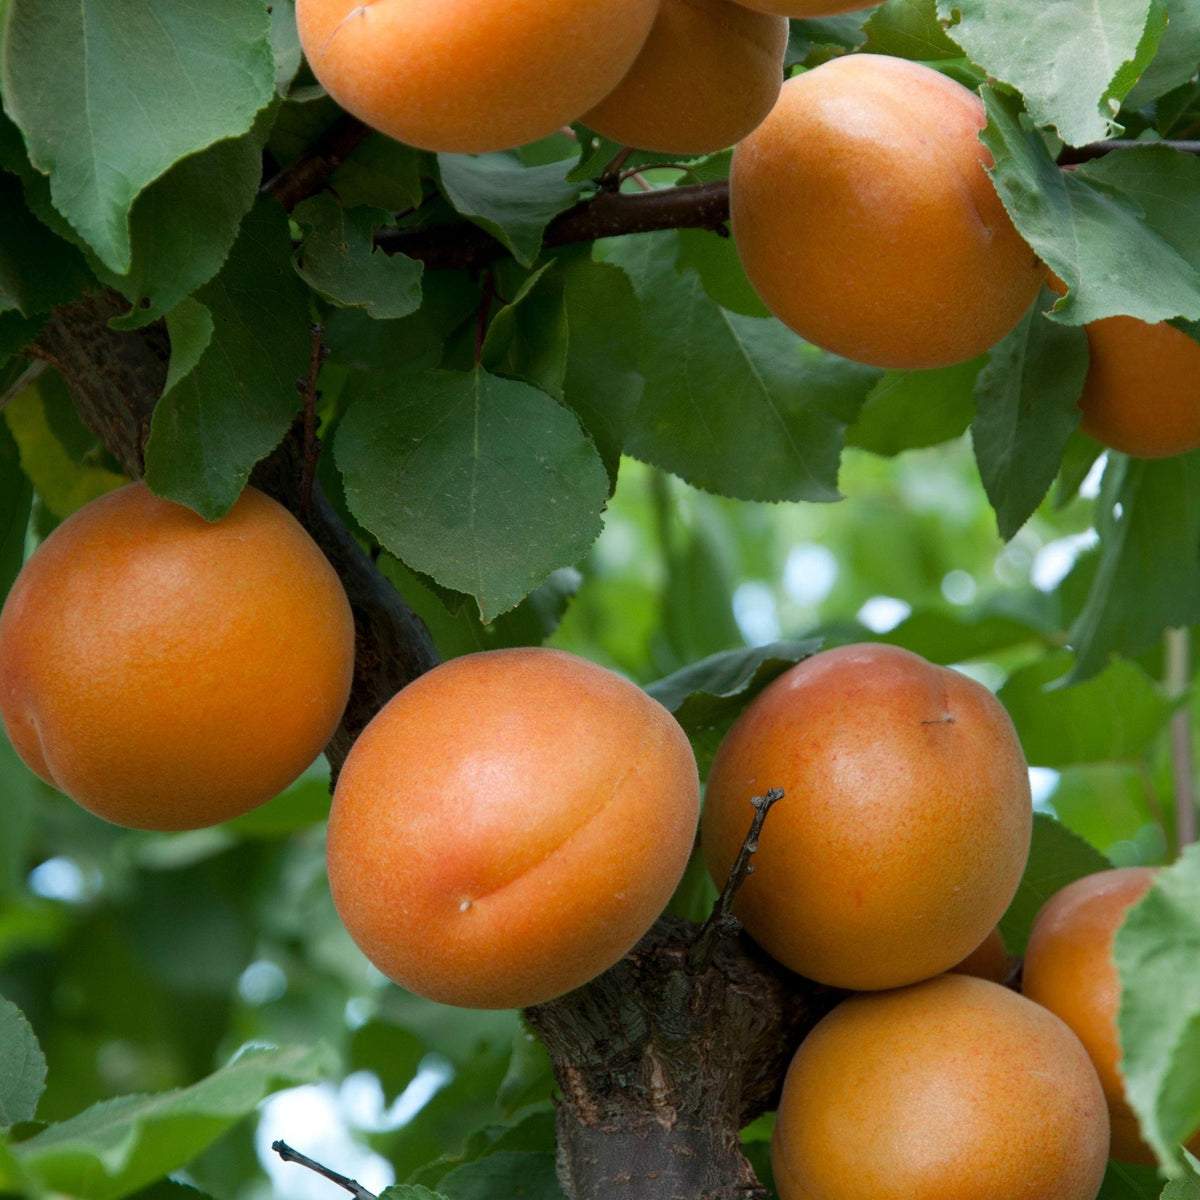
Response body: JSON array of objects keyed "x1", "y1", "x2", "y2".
[
  {"x1": 702, "y1": 643, "x2": 1116, "y2": 1199},
  {"x1": 730, "y1": 54, "x2": 1046, "y2": 369},
  {"x1": 325, "y1": 646, "x2": 700, "y2": 1009},
  {"x1": 0, "y1": 482, "x2": 355, "y2": 831}
]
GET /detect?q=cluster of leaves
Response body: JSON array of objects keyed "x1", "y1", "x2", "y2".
[{"x1": 1, "y1": 0, "x2": 1200, "y2": 1197}]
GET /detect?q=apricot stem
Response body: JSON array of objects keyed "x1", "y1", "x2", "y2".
[
  {"x1": 688, "y1": 786, "x2": 784, "y2": 974},
  {"x1": 271, "y1": 1140, "x2": 377, "y2": 1200},
  {"x1": 1166, "y1": 626, "x2": 1197, "y2": 848}
]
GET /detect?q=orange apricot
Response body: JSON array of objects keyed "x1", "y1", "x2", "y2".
[
  {"x1": 1023, "y1": 867, "x2": 1200, "y2": 1163},
  {"x1": 701, "y1": 643, "x2": 1032, "y2": 990},
  {"x1": 1076, "y1": 316, "x2": 1200, "y2": 457},
  {"x1": 0, "y1": 482, "x2": 355, "y2": 831},
  {"x1": 581, "y1": 0, "x2": 788, "y2": 156},
  {"x1": 771, "y1": 975, "x2": 1110, "y2": 1200},
  {"x1": 326, "y1": 647, "x2": 700, "y2": 1009},
  {"x1": 730, "y1": 54, "x2": 1046, "y2": 369},
  {"x1": 295, "y1": 0, "x2": 658, "y2": 154},
  {"x1": 948, "y1": 925, "x2": 1011, "y2": 984}
]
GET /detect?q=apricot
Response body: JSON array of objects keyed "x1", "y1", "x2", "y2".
[
  {"x1": 295, "y1": 0, "x2": 658, "y2": 154},
  {"x1": 701, "y1": 643, "x2": 1032, "y2": 990},
  {"x1": 771, "y1": 975, "x2": 1110, "y2": 1200},
  {"x1": 1076, "y1": 317, "x2": 1200, "y2": 457},
  {"x1": 729, "y1": 54, "x2": 1046, "y2": 369},
  {"x1": 0, "y1": 482, "x2": 355, "y2": 831},
  {"x1": 948, "y1": 925, "x2": 1010, "y2": 984},
  {"x1": 325, "y1": 647, "x2": 700, "y2": 1009},
  {"x1": 1023, "y1": 867, "x2": 1200, "y2": 1163},
  {"x1": 581, "y1": 0, "x2": 788, "y2": 156}
]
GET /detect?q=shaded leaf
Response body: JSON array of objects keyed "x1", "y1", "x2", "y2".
[
  {"x1": 143, "y1": 198, "x2": 311, "y2": 519},
  {"x1": 336, "y1": 367, "x2": 608, "y2": 622},
  {"x1": 480, "y1": 262, "x2": 567, "y2": 397},
  {"x1": 0, "y1": 419, "x2": 32, "y2": 608},
  {"x1": 971, "y1": 286, "x2": 1087, "y2": 539},
  {"x1": 348, "y1": 1021, "x2": 426, "y2": 1107},
  {"x1": 1068, "y1": 451, "x2": 1200, "y2": 681},
  {"x1": 436, "y1": 155, "x2": 579, "y2": 269},
  {"x1": 999, "y1": 813, "x2": 1110, "y2": 955},
  {"x1": 438, "y1": 1152, "x2": 563, "y2": 1200},
  {"x1": 293, "y1": 195, "x2": 423, "y2": 320},
  {"x1": 1, "y1": 0, "x2": 274, "y2": 273},
  {"x1": 1098, "y1": 1159, "x2": 1168, "y2": 1200},
  {"x1": 862, "y1": 0, "x2": 963, "y2": 59},
  {"x1": 611, "y1": 232, "x2": 879, "y2": 502},
  {"x1": 1117, "y1": 844, "x2": 1200, "y2": 1174},
  {"x1": 0, "y1": 996, "x2": 46, "y2": 1128},
  {"x1": 1126, "y1": 0, "x2": 1200, "y2": 107},
  {"x1": 879, "y1": 606, "x2": 1055, "y2": 664},
  {"x1": 848, "y1": 357, "x2": 982, "y2": 456},
  {"x1": 0, "y1": 173, "x2": 92, "y2": 316}
]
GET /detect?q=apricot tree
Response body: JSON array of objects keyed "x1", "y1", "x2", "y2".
[{"x1": 1, "y1": 2, "x2": 1200, "y2": 1200}]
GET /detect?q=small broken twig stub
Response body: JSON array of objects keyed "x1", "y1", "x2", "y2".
[
  {"x1": 271, "y1": 1140, "x2": 378, "y2": 1200},
  {"x1": 688, "y1": 787, "x2": 785, "y2": 975}
]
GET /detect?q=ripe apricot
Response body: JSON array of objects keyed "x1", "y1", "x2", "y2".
[
  {"x1": 295, "y1": 0, "x2": 658, "y2": 154},
  {"x1": 1023, "y1": 867, "x2": 1200, "y2": 1163},
  {"x1": 702, "y1": 643, "x2": 1032, "y2": 990},
  {"x1": 772, "y1": 975, "x2": 1110, "y2": 1200},
  {"x1": 581, "y1": 0, "x2": 788, "y2": 156},
  {"x1": 730, "y1": 54, "x2": 1046, "y2": 369},
  {"x1": 0, "y1": 482, "x2": 355, "y2": 831},
  {"x1": 1076, "y1": 316, "x2": 1200, "y2": 457},
  {"x1": 326, "y1": 647, "x2": 700, "y2": 1010},
  {"x1": 948, "y1": 925, "x2": 1010, "y2": 984}
]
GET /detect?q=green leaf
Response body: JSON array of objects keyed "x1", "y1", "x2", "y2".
[
  {"x1": 998, "y1": 813, "x2": 1111, "y2": 955},
  {"x1": 982, "y1": 95, "x2": 1200, "y2": 326},
  {"x1": 143, "y1": 198, "x2": 311, "y2": 519},
  {"x1": 1117, "y1": 844, "x2": 1200, "y2": 1174},
  {"x1": 939, "y1": 0, "x2": 1164, "y2": 145},
  {"x1": 971, "y1": 287, "x2": 1087, "y2": 539},
  {"x1": 847, "y1": 357, "x2": 982, "y2": 457},
  {"x1": 1, "y1": 0, "x2": 275, "y2": 273},
  {"x1": 11, "y1": 1042, "x2": 336, "y2": 1200},
  {"x1": 98, "y1": 112, "x2": 275, "y2": 331},
  {"x1": 557, "y1": 252, "x2": 643, "y2": 488},
  {"x1": 0, "y1": 172, "x2": 92, "y2": 316},
  {"x1": 293, "y1": 195, "x2": 424, "y2": 320},
  {"x1": 480, "y1": 262, "x2": 568, "y2": 397},
  {"x1": 0, "y1": 996, "x2": 46, "y2": 1128},
  {"x1": 1126, "y1": 0, "x2": 1200, "y2": 107},
  {"x1": 436, "y1": 155, "x2": 580, "y2": 269},
  {"x1": 1164, "y1": 1163, "x2": 1200, "y2": 1200},
  {"x1": 1068, "y1": 452, "x2": 1200, "y2": 681},
  {"x1": 862, "y1": 0, "x2": 964, "y2": 59},
  {"x1": 348, "y1": 1021, "x2": 426, "y2": 1107},
  {"x1": 335, "y1": 367, "x2": 609, "y2": 622},
  {"x1": 998, "y1": 652, "x2": 1178, "y2": 768},
  {"x1": 380, "y1": 1188, "x2": 449, "y2": 1200},
  {"x1": 329, "y1": 135, "x2": 425, "y2": 212},
  {"x1": 879, "y1": 606, "x2": 1054, "y2": 663},
  {"x1": 1098, "y1": 1159, "x2": 1168, "y2": 1200},
  {"x1": 610, "y1": 232, "x2": 879, "y2": 502},
  {"x1": 674, "y1": 228, "x2": 770, "y2": 320},
  {"x1": 648, "y1": 640, "x2": 820, "y2": 770},
  {"x1": 268, "y1": 0, "x2": 303, "y2": 95},
  {"x1": 437, "y1": 1152, "x2": 563, "y2": 1200},
  {"x1": 0, "y1": 419, "x2": 31, "y2": 608},
  {"x1": 496, "y1": 1028, "x2": 555, "y2": 1117}
]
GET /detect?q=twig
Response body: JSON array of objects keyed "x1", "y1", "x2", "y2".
[
  {"x1": 262, "y1": 114, "x2": 372, "y2": 212},
  {"x1": 296, "y1": 323, "x2": 327, "y2": 517},
  {"x1": 1057, "y1": 139, "x2": 1200, "y2": 164},
  {"x1": 687, "y1": 787, "x2": 784, "y2": 975},
  {"x1": 0, "y1": 357, "x2": 48, "y2": 413},
  {"x1": 271, "y1": 1140, "x2": 378, "y2": 1200},
  {"x1": 1165, "y1": 627, "x2": 1197, "y2": 849}
]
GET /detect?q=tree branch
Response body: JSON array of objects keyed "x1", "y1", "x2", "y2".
[{"x1": 263, "y1": 114, "x2": 372, "y2": 212}]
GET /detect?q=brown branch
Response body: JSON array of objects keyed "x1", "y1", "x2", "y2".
[
  {"x1": 374, "y1": 181, "x2": 732, "y2": 271},
  {"x1": 1057, "y1": 139, "x2": 1200, "y2": 164},
  {"x1": 271, "y1": 1140, "x2": 378, "y2": 1200},
  {"x1": 688, "y1": 787, "x2": 784, "y2": 975},
  {"x1": 262, "y1": 114, "x2": 372, "y2": 212},
  {"x1": 297, "y1": 323, "x2": 327, "y2": 518}
]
